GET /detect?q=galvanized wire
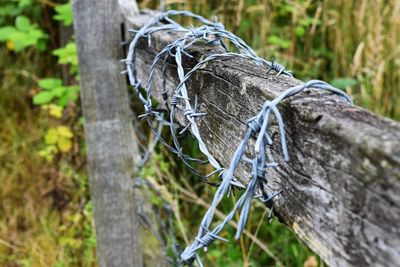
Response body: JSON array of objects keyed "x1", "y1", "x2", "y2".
[
  {"x1": 180, "y1": 80, "x2": 351, "y2": 266},
  {"x1": 123, "y1": 10, "x2": 352, "y2": 267}
]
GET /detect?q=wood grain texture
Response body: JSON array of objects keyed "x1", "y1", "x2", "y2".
[
  {"x1": 123, "y1": 12, "x2": 400, "y2": 267},
  {"x1": 73, "y1": 1, "x2": 143, "y2": 266}
]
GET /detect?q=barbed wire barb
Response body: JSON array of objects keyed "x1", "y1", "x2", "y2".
[{"x1": 123, "y1": 9, "x2": 353, "y2": 266}]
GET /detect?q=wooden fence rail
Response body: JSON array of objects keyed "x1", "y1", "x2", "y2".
[{"x1": 121, "y1": 10, "x2": 400, "y2": 267}]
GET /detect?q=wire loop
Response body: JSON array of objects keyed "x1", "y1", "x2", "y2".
[{"x1": 123, "y1": 9, "x2": 353, "y2": 266}]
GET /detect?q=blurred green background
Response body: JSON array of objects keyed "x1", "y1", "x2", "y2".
[{"x1": 0, "y1": 0, "x2": 399, "y2": 266}]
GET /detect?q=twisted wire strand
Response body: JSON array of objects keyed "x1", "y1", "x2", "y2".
[
  {"x1": 123, "y1": 10, "x2": 353, "y2": 267},
  {"x1": 144, "y1": 116, "x2": 219, "y2": 187},
  {"x1": 147, "y1": 44, "x2": 291, "y2": 189},
  {"x1": 125, "y1": 22, "x2": 230, "y2": 184},
  {"x1": 125, "y1": 15, "x2": 292, "y2": 180},
  {"x1": 143, "y1": 34, "x2": 227, "y2": 186},
  {"x1": 180, "y1": 80, "x2": 352, "y2": 266},
  {"x1": 141, "y1": 25, "x2": 273, "y2": 188}
]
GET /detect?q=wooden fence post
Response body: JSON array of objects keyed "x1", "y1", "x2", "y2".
[{"x1": 72, "y1": 1, "x2": 143, "y2": 266}]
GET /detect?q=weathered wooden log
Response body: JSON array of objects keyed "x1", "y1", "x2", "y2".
[
  {"x1": 73, "y1": 1, "x2": 143, "y2": 266},
  {"x1": 123, "y1": 11, "x2": 400, "y2": 267}
]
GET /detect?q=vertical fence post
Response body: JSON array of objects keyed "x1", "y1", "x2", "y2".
[{"x1": 72, "y1": 1, "x2": 143, "y2": 266}]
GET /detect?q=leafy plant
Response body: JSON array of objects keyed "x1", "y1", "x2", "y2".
[
  {"x1": 0, "y1": 0, "x2": 36, "y2": 24},
  {"x1": 41, "y1": 104, "x2": 64, "y2": 119},
  {"x1": 53, "y1": 41, "x2": 79, "y2": 75},
  {"x1": 267, "y1": 35, "x2": 291, "y2": 49},
  {"x1": 0, "y1": 15, "x2": 47, "y2": 51},
  {"x1": 38, "y1": 126, "x2": 74, "y2": 161},
  {"x1": 53, "y1": 2, "x2": 73, "y2": 26},
  {"x1": 33, "y1": 78, "x2": 80, "y2": 107}
]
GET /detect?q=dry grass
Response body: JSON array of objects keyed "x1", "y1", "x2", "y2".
[{"x1": 321, "y1": 0, "x2": 400, "y2": 118}]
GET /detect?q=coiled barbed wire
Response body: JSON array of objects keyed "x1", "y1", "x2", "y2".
[
  {"x1": 138, "y1": 24, "x2": 292, "y2": 188},
  {"x1": 180, "y1": 80, "x2": 351, "y2": 266},
  {"x1": 123, "y1": 10, "x2": 352, "y2": 267}
]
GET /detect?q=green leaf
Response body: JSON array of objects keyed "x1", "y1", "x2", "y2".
[
  {"x1": 52, "y1": 42, "x2": 78, "y2": 66},
  {"x1": 36, "y1": 38, "x2": 47, "y2": 51},
  {"x1": 267, "y1": 35, "x2": 291, "y2": 49},
  {"x1": 78, "y1": 117, "x2": 85, "y2": 126},
  {"x1": 0, "y1": 26, "x2": 16, "y2": 41},
  {"x1": 11, "y1": 31, "x2": 35, "y2": 51},
  {"x1": 52, "y1": 86, "x2": 67, "y2": 97},
  {"x1": 0, "y1": 5, "x2": 21, "y2": 18},
  {"x1": 38, "y1": 78, "x2": 63, "y2": 90},
  {"x1": 330, "y1": 77, "x2": 358, "y2": 90},
  {"x1": 239, "y1": 20, "x2": 250, "y2": 31},
  {"x1": 18, "y1": 0, "x2": 32, "y2": 8},
  {"x1": 0, "y1": 19, "x2": 47, "y2": 52},
  {"x1": 15, "y1": 16, "x2": 31, "y2": 31},
  {"x1": 28, "y1": 28, "x2": 46, "y2": 39},
  {"x1": 53, "y1": 3, "x2": 73, "y2": 26},
  {"x1": 38, "y1": 145, "x2": 57, "y2": 162},
  {"x1": 294, "y1": 26, "x2": 305, "y2": 37},
  {"x1": 278, "y1": 3, "x2": 293, "y2": 15},
  {"x1": 68, "y1": 85, "x2": 80, "y2": 93},
  {"x1": 57, "y1": 85, "x2": 79, "y2": 106},
  {"x1": 300, "y1": 17, "x2": 321, "y2": 26},
  {"x1": 33, "y1": 91, "x2": 55, "y2": 105}
]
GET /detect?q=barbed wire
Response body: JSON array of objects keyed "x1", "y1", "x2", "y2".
[
  {"x1": 180, "y1": 80, "x2": 351, "y2": 266},
  {"x1": 123, "y1": 9, "x2": 352, "y2": 267}
]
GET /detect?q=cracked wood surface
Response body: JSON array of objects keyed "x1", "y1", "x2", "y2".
[{"x1": 123, "y1": 11, "x2": 400, "y2": 267}]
